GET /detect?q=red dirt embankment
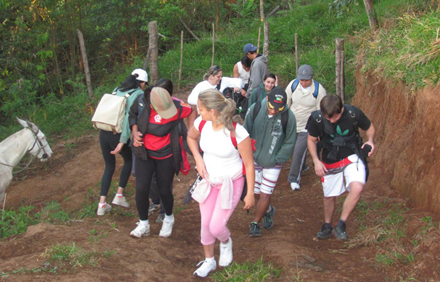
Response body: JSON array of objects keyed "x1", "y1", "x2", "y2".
[{"x1": 353, "y1": 71, "x2": 440, "y2": 213}]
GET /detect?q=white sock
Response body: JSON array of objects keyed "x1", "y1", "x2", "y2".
[
  {"x1": 165, "y1": 214, "x2": 174, "y2": 222},
  {"x1": 99, "y1": 202, "x2": 107, "y2": 208},
  {"x1": 267, "y1": 205, "x2": 272, "y2": 213},
  {"x1": 205, "y1": 257, "x2": 215, "y2": 263},
  {"x1": 140, "y1": 219, "x2": 149, "y2": 226},
  {"x1": 116, "y1": 193, "x2": 123, "y2": 198}
]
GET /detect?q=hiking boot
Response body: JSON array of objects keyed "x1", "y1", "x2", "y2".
[
  {"x1": 130, "y1": 222, "x2": 150, "y2": 238},
  {"x1": 262, "y1": 206, "x2": 276, "y2": 230},
  {"x1": 159, "y1": 217, "x2": 174, "y2": 237},
  {"x1": 334, "y1": 225, "x2": 349, "y2": 241},
  {"x1": 219, "y1": 238, "x2": 233, "y2": 267},
  {"x1": 112, "y1": 195, "x2": 130, "y2": 208},
  {"x1": 148, "y1": 203, "x2": 160, "y2": 215},
  {"x1": 97, "y1": 203, "x2": 112, "y2": 216},
  {"x1": 193, "y1": 259, "x2": 216, "y2": 278},
  {"x1": 315, "y1": 223, "x2": 333, "y2": 240},
  {"x1": 249, "y1": 222, "x2": 262, "y2": 237},
  {"x1": 156, "y1": 213, "x2": 165, "y2": 223},
  {"x1": 290, "y1": 182, "x2": 300, "y2": 191}
]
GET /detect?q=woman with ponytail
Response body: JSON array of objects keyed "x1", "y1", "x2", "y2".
[{"x1": 187, "y1": 89, "x2": 255, "y2": 278}]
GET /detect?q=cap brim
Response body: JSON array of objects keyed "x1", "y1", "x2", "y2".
[{"x1": 156, "y1": 104, "x2": 177, "y2": 119}]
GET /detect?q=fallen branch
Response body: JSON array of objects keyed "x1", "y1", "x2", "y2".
[{"x1": 179, "y1": 17, "x2": 200, "y2": 41}]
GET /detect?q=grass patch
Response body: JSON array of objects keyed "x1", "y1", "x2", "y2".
[
  {"x1": 0, "y1": 206, "x2": 40, "y2": 239},
  {"x1": 211, "y1": 257, "x2": 281, "y2": 281}
]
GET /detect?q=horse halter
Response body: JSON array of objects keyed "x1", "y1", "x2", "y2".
[{"x1": 27, "y1": 128, "x2": 50, "y2": 159}]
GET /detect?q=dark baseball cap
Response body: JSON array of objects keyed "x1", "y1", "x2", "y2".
[
  {"x1": 267, "y1": 87, "x2": 287, "y2": 111},
  {"x1": 243, "y1": 43, "x2": 258, "y2": 54}
]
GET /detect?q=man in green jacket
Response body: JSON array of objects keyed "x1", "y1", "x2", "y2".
[{"x1": 244, "y1": 87, "x2": 297, "y2": 237}]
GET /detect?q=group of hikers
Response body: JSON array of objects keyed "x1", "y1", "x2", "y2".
[{"x1": 96, "y1": 42, "x2": 376, "y2": 278}]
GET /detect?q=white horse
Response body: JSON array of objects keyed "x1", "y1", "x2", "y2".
[{"x1": 0, "y1": 118, "x2": 53, "y2": 202}]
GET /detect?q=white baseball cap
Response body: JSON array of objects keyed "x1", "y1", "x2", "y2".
[{"x1": 131, "y1": 68, "x2": 148, "y2": 82}]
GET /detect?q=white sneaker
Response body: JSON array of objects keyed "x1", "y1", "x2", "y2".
[
  {"x1": 97, "y1": 203, "x2": 112, "y2": 216},
  {"x1": 130, "y1": 222, "x2": 150, "y2": 238},
  {"x1": 193, "y1": 259, "x2": 216, "y2": 278},
  {"x1": 290, "y1": 182, "x2": 300, "y2": 191},
  {"x1": 159, "y1": 217, "x2": 174, "y2": 237},
  {"x1": 112, "y1": 195, "x2": 130, "y2": 208},
  {"x1": 219, "y1": 237, "x2": 233, "y2": 267}
]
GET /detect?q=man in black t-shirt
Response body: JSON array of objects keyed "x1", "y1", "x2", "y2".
[{"x1": 307, "y1": 95, "x2": 375, "y2": 240}]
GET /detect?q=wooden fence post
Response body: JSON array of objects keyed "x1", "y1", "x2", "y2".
[
  {"x1": 335, "y1": 38, "x2": 344, "y2": 101},
  {"x1": 211, "y1": 23, "x2": 215, "y2": 66},
  {"x1": 263, "y1": 21, "x2": 269, "y2": 57},
  {"x1": 295, "y1": 33, "x2": 299, "y2": 75},
  {"x1": 178, "y1": 30, "x2": 183, "y2": 90},
  {"x1": 77, "y1": 29, "x2": 93, "y2": 98},
  {"x1": 148, "y1": 21, "x2": 159, "y2": 85}
]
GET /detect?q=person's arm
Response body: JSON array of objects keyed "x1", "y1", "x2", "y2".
[
  {"x1": 188, "y1": 106, "x2": 198, "y2": 131},
  {"x1": 237, "y1": 136, "x2": 255, "y2": 210},
  {"x1": 233, "y1": 63, "x2": 239, "y2": 78},
  {"x1": 362, "y1": 122, "x2": 375, "y2": 156},
  {"x1": 187, "y1": 124, "x2": 208, "y2": 179},
  {"x1": 307, "y1": 134, "x2": 327, "y2": 177}
]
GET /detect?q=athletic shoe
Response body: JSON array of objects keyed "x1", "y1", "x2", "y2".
[
  {"x1": 262, "y1": 206, "x2": 276, "y2": 230},
  {"x1": 334, "y1": 225, "x2": 349, "y2": 241},
  {"x1": 290, "y1": 182, "x2": 300, "y2": 191},
  {"x1": 130, "y1": 222, "x2": 150, "y2": 238},
  {"x1": 112, "y1": 195, "x2": 130, "y2": 208},
  {"x1": 193, "y1": 259, "x2": 216, "y2": 277},
  {"x1": 148, "y1": 203, "x2": 160, "y2": 215},
  {"x1": 249, "y1": 222, "x2": 262, "y2": 237},
  {"x1": 159, "y1": 217, "x2": 174, "y2": 237},
  {"x1": 96, "y1": 203, "x2": 112, "y2": 216},
  {"x1": 315, "y1": 223, "x2": 333, "y2": 240},
  {"x1": 156, "y1": 213, "x2": 165, "y2": 223},
  {"x1": 219, "y1": 238, "x2": 233, "y2": 267}
]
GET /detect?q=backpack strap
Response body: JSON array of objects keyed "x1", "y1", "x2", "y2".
[
  {"x1": 198, "y1": 120, "x2": 206, "y2": 132},
  {"x1": 252, "y1": 100, "x2": 262, "y2": 123},
  {"x1": 256, "y1": 87, "x2": 262, "y2": 102},
  {"x1": 291, "y1": 79, "x2": 320, "y2": 99},
  {"x1": 281, "y1": 111, "x2": 289, "y2": 135},
  {"x1": 216, "y1": 79, "x2": 221, "y2": 90},
  {"x1": 230, "y1": 123, "x2": 238, "y2": 149}
]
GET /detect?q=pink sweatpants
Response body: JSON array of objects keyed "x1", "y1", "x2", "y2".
[{"x1": 199, "y1": 177, "x2": 244, "y2": 245}]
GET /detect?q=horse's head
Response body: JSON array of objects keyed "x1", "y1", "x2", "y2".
[{"x1": 16, "y1": 118, "x2": 53, "y2": 161}]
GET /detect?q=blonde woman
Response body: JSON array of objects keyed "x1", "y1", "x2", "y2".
[{"x1": 187, "y1": 89, "x2": 255, "y2": 278}]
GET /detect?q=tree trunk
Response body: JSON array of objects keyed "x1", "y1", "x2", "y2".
[
  {"x1": 263, "y1": 21, "x2": 269, "y2": 57},
  {"x1": 77, "y1": 29, "x2": 93, "y2": 98},
  {"x1": 148, "y1": 21, "x2": 159, "y2": 84},
  {"x1": 363, "y1": 0, "x2": 379, "y2": 31},
  {"x1": 260, "y1": 0, "x2": 265, "y2": 22}
]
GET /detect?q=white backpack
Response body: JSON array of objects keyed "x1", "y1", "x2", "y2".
[{"x1": 91, "y1": 89, "x2": 136, "y2": 133}]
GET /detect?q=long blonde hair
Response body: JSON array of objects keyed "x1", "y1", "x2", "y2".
[{"x1": 198, "y1": 89, "x2": 237, "y2": 132}]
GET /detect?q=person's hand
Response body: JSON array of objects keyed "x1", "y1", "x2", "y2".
[
  {"x1": 132, "y1": 131, "x2": 143, "y2": 147},
  {"x1": 240, "y1": 89, "x2": 247, "y2": 97},
  {"x1": 313, "y1": 159, "x2": 327, "y2": 178},
  {"x1": 195, "y1": 159, "x2": 209, "y2": 179},
  {"x1": 242, "y1": 193, "x2": 255, "y2": 210},
  {"x1": 233, "y1": 87, "x2": 240, "y2": 93},
  {"x1": 111, "y1": 142, "x2": 124, "y2": 154},
  {"x1": 362, "y1": 141, "x2": 375, "y2": 156}
]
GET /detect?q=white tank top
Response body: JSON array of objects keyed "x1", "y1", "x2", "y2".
[{"x1": 236, "y1": 62, "x2": 250, "y2": 85}]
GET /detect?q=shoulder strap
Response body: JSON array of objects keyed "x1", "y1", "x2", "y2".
[
  {"x1": 252, "y1": 101, "x2": 262, "y2": 123},
  {"x1": 281, "y1": 111, "x2": 289, "y2": 135},
  {"x1": 216, "y1": 79, "x2": 221, "y2": 90},
  {"x1": 127, "y1": 89, "x2": 138, "y2": 96},
  {"x1": 311, "y1": 110, "x2": 325, "y2": 136},
  {"x1": 199, "y1": 120, "x2": 206, "y2": 132},
  {"x1": 231, "y1": 123, "x2": 238, "y2": 149},
  {"x1": 291, "y1": 79, "x2": 320, "y2": 99},
  {"x1": 313, "y1": 81, "x2": 320, "y2": 98},
  {"x1": 256, "y1": 87, "x2": 262, "y2": 102},
  {"x1": 291, "y1": 79, "x2": 300, "y2": 93},
  {"x1": 344, "y1": 104, "x2": 359, "y2": 132}
]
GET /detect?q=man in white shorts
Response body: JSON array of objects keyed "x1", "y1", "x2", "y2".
[
  {"x1": 307, "y1": 95, "x2": 375, "y2": 240},
  {"x1": 244, "y1": 87, "x2": 297, "y2": 237}
]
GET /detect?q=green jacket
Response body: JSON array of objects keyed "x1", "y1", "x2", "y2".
[
  {"x1": 248, "y1": 83, "x2": 267, "y2": 108},
  {"x1": 244, "y1": 99, "x2": 297, "y2": 167},
  {"x1": 115, "y1": 87, "x2": 144, "y2": 144}
]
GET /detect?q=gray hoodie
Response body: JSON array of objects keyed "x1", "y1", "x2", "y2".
[{"x1": 246, "y1": 54, "x2": 268, "y2": 98}]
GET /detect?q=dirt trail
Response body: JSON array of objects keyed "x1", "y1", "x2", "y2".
[{"x1": 1, "y1": 92, "x2": 439, "y2": 281}]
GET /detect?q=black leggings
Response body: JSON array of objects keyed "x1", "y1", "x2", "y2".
[
  {"x1": 135, "y1": 155, "x2": 174, "y2": 220},
  {"x1": 99, "y1": 130, "x2": 132, "y2": 197}
]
